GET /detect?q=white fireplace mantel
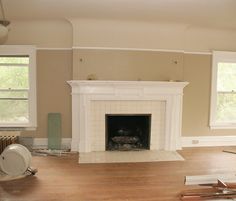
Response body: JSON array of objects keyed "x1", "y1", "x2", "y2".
[{"x1": 67, "y1": 80, "x2": 188, "y2": 152}]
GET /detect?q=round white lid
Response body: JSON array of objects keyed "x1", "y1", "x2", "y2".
[{"x1": 0, "y1": 145, "x2": 30, "y2": 176}]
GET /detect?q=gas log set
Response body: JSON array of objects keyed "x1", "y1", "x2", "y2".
[{"x1": 108, "y1": 131, "x2": 143, "y2": 151}]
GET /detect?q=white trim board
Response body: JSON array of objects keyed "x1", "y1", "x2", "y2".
[
  {"x1": 34, "y1": 46, "x2": 212, "y2": 55},
  {"x1": 73, "y1": 46, "x2": 184, "y2": 53},
  {"x1": 29, "y1": 136, "x2": 236, "y2": 149},
  {"x1": 185, "y1": 173, "x2": 236, "y2": 185},
  {"x1": 73, "y1": 46, "x2": 212, "y2": 55},
  {"x1": 182, "y1": 136, "x2": 236, "y2": 147},
  {"x1": 36, "y1": 47, "x2": 72, "y2": 51}
]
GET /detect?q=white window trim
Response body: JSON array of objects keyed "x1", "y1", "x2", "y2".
[
  {"x1": 0, "y1": 45, "x2": 37, "y2": 129},
  {"x1": 210, "y1": 51, "x2": 236, "y2": 129}
]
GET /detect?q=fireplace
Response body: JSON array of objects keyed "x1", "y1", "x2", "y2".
[
  {"x1": 67, "y1": 80, "x2": 188, "y2": 154},
  {"x1": 106, "y1": 114, "x2": 151, "y2": 151}
]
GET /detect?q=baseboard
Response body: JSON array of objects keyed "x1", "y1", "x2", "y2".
[
  {"x1": 19, "y1": 137, "x2": 72, "y2": 150},
  {"x1": 182, "y1": 136, "x2": 236, "y2": 147},
  {"x1": 34, "y1": 138, "x2": 71, "y2": 149},
  {"x1": 20, "y1": 136, "x2": 236, "y2": 150}
]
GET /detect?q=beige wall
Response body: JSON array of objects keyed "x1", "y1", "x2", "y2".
[
  {"x1": 73, "y1": 49, "x2": 236, "y2": 137},
  {"x1": 21, "y1": 50, "x2": 72, "y2": 138},
  {"x1": 183, "y1": 54, "x2": 236, "y2": 136},
  {"x1": 22, "y1": 48, "x2": 235, "y2": 138},
  {"x1": 3, "y1": 17, "x2": 236, "y2": 138},
  {"x1": 73, "y1": 49, "x2": 184, "y2": 81},
  {"x1": 22, "y1": 48, "x2": 234, "y2": 139}
]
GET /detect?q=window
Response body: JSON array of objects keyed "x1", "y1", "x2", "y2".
[
  {"x1": 210, "y1": 51, "x2": 236, "y2": 129},
  {"x1": 0, "y1": 46, "x2": 36, "y2": 129}
]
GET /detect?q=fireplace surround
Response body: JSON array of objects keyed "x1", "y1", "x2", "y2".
[{"x1": 67, "y1": 80, "x2": 188, "y2": 153}]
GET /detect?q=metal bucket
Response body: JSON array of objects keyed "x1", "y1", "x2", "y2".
[{"x1": 0, "y1": 144, "x2": 31, "y2": 176}]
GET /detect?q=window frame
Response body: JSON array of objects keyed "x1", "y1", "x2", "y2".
[
  {"x1": 210, "y1": 51, "x2": 236, "y2": 129},
  {"x1": 0, "y1": 45, "x2": 37, "y2": 129}
]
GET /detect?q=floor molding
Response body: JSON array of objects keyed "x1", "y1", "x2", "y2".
[
  {"x1": 19, "y1": 137, "x2": 72, "y2": 150},
  {"x1": 20, "y1": 136, "x2": 236, "y2": 150},
  {"x1": 34, "y1": 138, "x2": 71, "y2": 149},
  {"x1": 182, "y1": 136, "x2": 236, "y2": 147}
]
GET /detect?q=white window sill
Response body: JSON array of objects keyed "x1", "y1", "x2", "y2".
[
  {"x1": 210, "y1": 123, "x2": 236, "y2": 129},
  {"x1": 0, "y1": 127, "x2": 37, "y2": 131}
]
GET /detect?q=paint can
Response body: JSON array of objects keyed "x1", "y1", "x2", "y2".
[{"x1": 0, "y1": 144, "x2": 31, "y2": 176}]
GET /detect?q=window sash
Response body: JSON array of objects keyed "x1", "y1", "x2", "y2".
[
  {"x1": 0, "y1": 46, "x2": 36, "y2": 129},
  {"x1": 0, "y1": 91, "x2": 28, "y2": 97},
  {"x1": 210, "y1": 51, "x2": 236, "y2": 129},
  {"x1": 0, "y1": 89, "x2": 29, "y2": 100},
  {"x1": 217, "y1": 91, "x2": 236, "y2": 94}
]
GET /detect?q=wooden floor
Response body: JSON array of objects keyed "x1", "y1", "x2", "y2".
[{"x1": 1, "y1": 147, "x2": 236, "y2": 201}]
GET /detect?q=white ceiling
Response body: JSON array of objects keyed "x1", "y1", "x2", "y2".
[{"x1": 3, "y1": 0, "x2": 236, "y2": 29}]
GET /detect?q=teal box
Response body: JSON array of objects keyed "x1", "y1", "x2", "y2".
[{"x1": 48, "y1": 113, "x2": 61, "y2": 150}]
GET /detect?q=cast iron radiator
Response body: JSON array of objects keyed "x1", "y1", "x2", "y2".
[{"x1": 0, "y1": 136, "x2": 18, "y2": 154}]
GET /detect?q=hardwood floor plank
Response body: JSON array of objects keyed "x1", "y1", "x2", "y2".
[{"x1": 1, "y1": 147, "x2": 236, "y2": 201}]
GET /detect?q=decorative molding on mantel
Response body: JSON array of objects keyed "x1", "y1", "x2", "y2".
[
  {"x1": 67, "y1": 80, "x2": 189, "y2": 153},
  {"x1": 68, "y1": 80, "x2": 188, "y2": 95}
]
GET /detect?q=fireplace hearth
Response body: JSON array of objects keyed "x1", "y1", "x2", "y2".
[{"x1": 106, "y1": 114, "x2": 151, "y2": 151}]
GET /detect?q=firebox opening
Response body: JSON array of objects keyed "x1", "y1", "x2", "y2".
[{"x1": 106, "y1": 114, "x2": 151, "y2": 151}]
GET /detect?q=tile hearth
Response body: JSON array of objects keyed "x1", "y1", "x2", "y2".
[{"x1": 79, "y1": 150, "x2": 184, "y2": 164}]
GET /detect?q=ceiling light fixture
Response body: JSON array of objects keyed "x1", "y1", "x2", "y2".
[{"x1": 0, "y1": 0, "x2": 10, "y2": 44}]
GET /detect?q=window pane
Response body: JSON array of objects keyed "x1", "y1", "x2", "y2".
[
  {"x1": 217, "y1": 62, "x2": 236, "y2": 91},
  {"x1": 0, "y1": 91, "x2": 28, "y2": 99},
  {"x1": 0, "y1": 56, "x2": 29, "y2": 64},
  {"x1": 0, "y1": 48, "x2": 36, "y2": 127},
  {"x1": 0, "y1": 100, "x2": 29, "y2": 123},
  {"x1": 216, "y1": 93, "x2": 236, "y2": 122},
  {"x1": 0, "y1": 66, "x2": 28, "y2": 89}
]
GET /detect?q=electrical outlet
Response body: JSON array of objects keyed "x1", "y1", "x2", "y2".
[{"x1": 192, "y1": 140, "x2": 199, "y2": 144}]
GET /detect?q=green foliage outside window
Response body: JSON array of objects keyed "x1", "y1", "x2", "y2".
[
  {"x1": 0, "y1": 66, "x2": 28, "y2": 89},
  {"x1": 217, "y1": 93, "x2": 236, "y2": 122},
  {"x1": 0, "y1": 100, "x2": 28, "y2": 123},
  {"x1": 216, "y1": 63, "x2": 236, "y2": 122},
  {"x1": 0, "y1": 57, "x2": 29, "y2": 124}
]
